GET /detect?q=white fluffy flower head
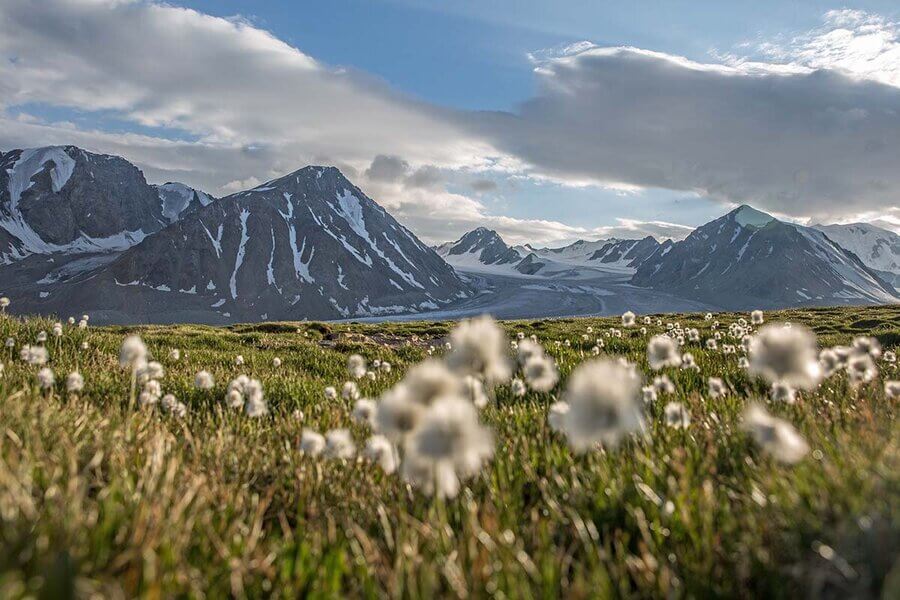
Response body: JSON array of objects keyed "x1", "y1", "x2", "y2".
[
  {"x1": 742, "y1": 404, "x2": 808, "y2": 464},
  {"x1": 748, "y1": 324, "x2": 821, "y2": 390},
  {"x1": 561, "y1": 358, "x2": 645, "y2": 452},
  {"x1": 446, "y1": 315, "x2": 511, "y2": 385},
  {"x1": 647, "y1": 335, "x2": 682, "y2": 370},
  {"x1": 402, "y1": 396, "x2": 494, "y2": 498}
]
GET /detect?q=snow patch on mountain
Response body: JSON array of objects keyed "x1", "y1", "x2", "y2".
[
  {"x1": 733, "y1": 205, "x2": 774, "y2": 228},
  {"x1": 813, "y1": 223, "x2": 900, "y2": 279},
  {"x1": 156, "y1": 182, "x2": 213, "y2": 223},
  {"x1": 230, "y1": 209, "x2": 250, "y2": 299}
]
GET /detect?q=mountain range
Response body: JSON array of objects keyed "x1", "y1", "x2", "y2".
[
  {"x1": 438, "y1": 205, "x2": 899, "y2": 310},
  {"x1": 1, "y1": 146, "x2": 469, "y2": 323},
  {"x1": 0, "y1": 145, "x2": 897, "y2": 323},
  {"x1": 632, "y1": 206, "x2": 898, "y2": 308}
]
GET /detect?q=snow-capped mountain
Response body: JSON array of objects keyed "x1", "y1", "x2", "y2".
[
  {"x1": 438, "y1": 228, "x2": 671, "y2": 278},
  {"x1": 632, "y1": 205, "x2": 899, "y2": 308},
  {"x1": 13, "y1": 165, "x2": 470, "y2": 322},
  {"x1": 154, "y1": 182, "x2": 215, "y2": 224},
  {"x1": 0, "y1": 146, "x2": 168, "y2": 262},
  {"x1": 530, "y1": 239, "x2": 615, "y2": 264},
  {"x1": 435, "y1": 228, "x2": 525, "y2": 270},
  {"x1": 812, "y1": 223, "x2": 900, "y2": 289},
  {"x1": 588, "y1": 237, "x2": 673, "y2": 269}
]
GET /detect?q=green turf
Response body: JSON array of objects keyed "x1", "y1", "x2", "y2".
[{"x1": 0, "y1": 305, "x2": 898, "y2": 598}]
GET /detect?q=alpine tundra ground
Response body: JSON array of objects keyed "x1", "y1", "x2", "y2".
[{"x1": 0, "y1": 305, "x2": 898, "y2": 598}]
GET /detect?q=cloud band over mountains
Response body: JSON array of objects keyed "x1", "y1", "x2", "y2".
[{"x1": 1, "y1": 1, "x2": 898, "y2": 241}]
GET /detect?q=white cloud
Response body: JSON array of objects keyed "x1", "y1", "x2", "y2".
[
  {"x1": 752, "y1": 9, "x2": 900, "y2": 89},
  {"x1": 1, "y1": 2, "x2": 899, "y2": 240},
  {"x1": 471, "y1": 37, "x2": 900, "y2": 223},
  {"x1": 0, "y1": 0, "x2": 495, "y2": 184}
]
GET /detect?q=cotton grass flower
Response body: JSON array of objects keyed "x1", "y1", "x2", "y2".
[
  {"x1": 523, "y1": 353, "x2": 558, "y2": 392},
  {"x1": 139, "y1": 390, "x2": 159, "y2": 407},
  {"x1": 135, "y1": 361, "x2": 164, "y2": 385},
  {"x1": 462, "y1": 375, "x2": 489, "y2": 409},
  {"x1": 0, "y1": 297, "x2": 9, "y2": 311},
  {"x1": 707, "y1": 377, "x2": 726, "y2": 399},
  {"x1": 375, "y1": 386, "x2": 423, "y2": 442},
  {"x1": 647, "y1": 335, "x2": 682, "y2": 370},
  {"x1": 548, "y1": 401, "x2": 569, "y2": 432},
  {"x1": 300, "y1": 429, "x2": 326, "y2": 456},
  {"x1": 751, "y1": 310, "x2": 764, "y2": 325},
  {"x1": 194, "y1": 370, "x2": 215, "y2": 389},
  {"x1": 347, "y1": 354, "x2": 367, "y2": 379},
  {"x1": 36, "y1": 367, "x2": 55, "y2": 390},
  {"x1": 446, "y1": 315, "x2": 511, "y2": 385},
  {"x1": 161, "y1": 394, "x2": 187, "y2": 417},
  {"x1": 20, "y1": 345, "x2": 48, "y2": 365},
  {"x1": 225, "y1": 389, "x2": 243, "y2": 408},
  {"x1": 664, "y1": 402, "x2": 690, "y2": 428},
  {"x1": 352, "y1": 398, "x2": 377, "y2": 426},
  {"x1": 681, "y1": 353, "x2": 698, "y2": 371},
  {"x1": 510, "y1": 378, "x2": 526, "y2": 397},
  {"x1": 243, "y1": 379, "x2": 267, "y2": 417},
  {"x1": 342, "y1": 381, "x2": 360, "y2": 400},
  {"x1": 119, "y1": 335, "x2": 147, "y2": 369},
  {"x1": 770, "y1": 382, "x2": 797, "y2": 404},
  {"x1": 324, "y1": 429, "x2": 357, "y2": 460},
  {"x1": 324, "y1": 386, "x2": 337, "y2": 400},
  {"x1": 234, "y1": 355, "x2": 244, "y2": 366},
  {"x1": 847, "y1": 353, "x2": 877, "y2": 386},
  {"x1": 516, "y1": 339, "x2": 544, "y2": 365},
  {"x1": 169, "y1": 348, "x2": 180, "y2": 361},
  {"x1": 400, "y1": 359, "x2": 464, "y2": 406},
  {"x1": 621, "y1": 311, "x2": 636, "y2": 327},
  {"x1": 402, "y1": 396, "x2": 494, "y2": 498},
  {"x1": 272, "y1": 357, "x2": 282, "y2": 368},
  {"x1": 66, "y1": 372, "x2": 84, "y2": 393},
  {"x1": 748, "y1": 324, "x2": 821, "y2": 390},
  {"x1": 851, "y1": 336, "x2": 881, "y2": 359},
  {"x1": 379, "y1": 361, "x2": 392, "y2": 373},
  {"x1": 364, "y1": 435, "x2": 399, "y2": 474},
  {"x1": 742, "y1": 404, "x2": 809, "y2": 464},
  {"x1": 143, "y1": 380, "x2": 162, "y2": 398},
  {"x1": 653, "y1": 375, "x2": 675, "y2": 395},
  {"x1": 560, "y1": 358, "x2": 645, "y2": 452},
  {"x1": 885, "y1": 380, "x2": 900, "y2": 399}
]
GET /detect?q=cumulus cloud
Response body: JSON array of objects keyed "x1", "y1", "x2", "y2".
[
  {"x1": 471, "y1": 41, "x2": 900, "y2": 222},
  {"x1": 0, "y1": 0, "x2": 494, "y2": 185}
]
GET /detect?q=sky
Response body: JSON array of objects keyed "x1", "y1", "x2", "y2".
[{"x1": 1, "y1": 0, "x2": 899, "y2": 244}]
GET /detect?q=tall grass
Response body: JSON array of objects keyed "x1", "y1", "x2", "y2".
[{"x1": 0, "y1": 306, "x2": 898, "y2": 598}]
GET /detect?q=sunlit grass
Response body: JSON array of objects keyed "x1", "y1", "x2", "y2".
[{"x1": 0, "y1": 305, "x2": 898, "y2": 598}]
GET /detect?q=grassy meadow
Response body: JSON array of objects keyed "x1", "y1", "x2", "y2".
[{"x1": 0, "y1": 305, "x2": 898, "y2": 598}]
